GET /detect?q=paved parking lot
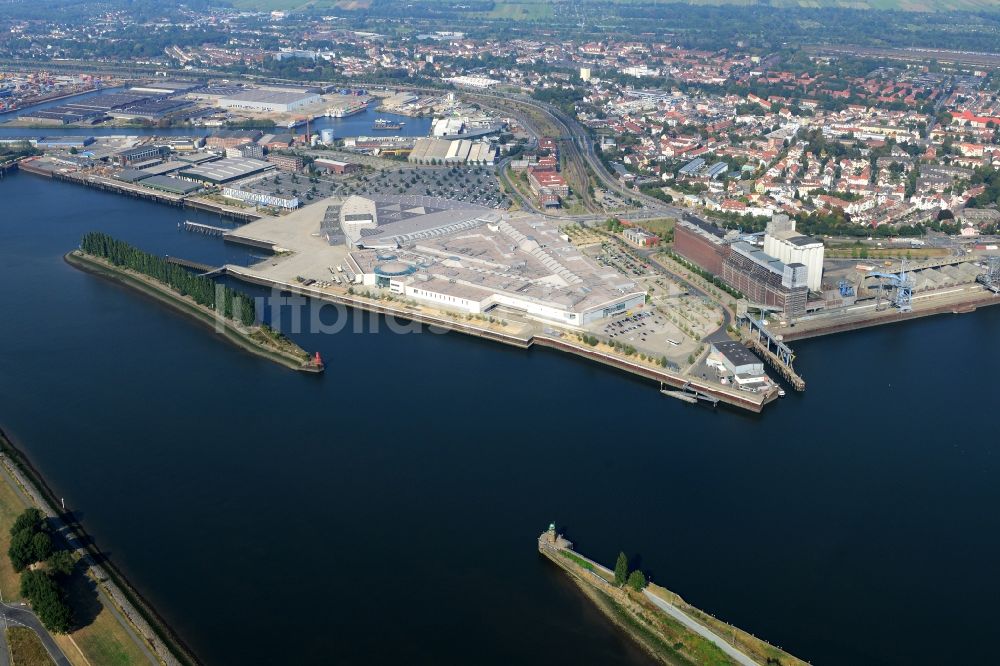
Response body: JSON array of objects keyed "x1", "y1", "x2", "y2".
[{"x1": 343, "y1": 166, "x2": 508, "y2": 208}]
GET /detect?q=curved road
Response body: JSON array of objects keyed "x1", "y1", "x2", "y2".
[{"x1": 0, "y1": 601, "x2": 71, "y2": 666}]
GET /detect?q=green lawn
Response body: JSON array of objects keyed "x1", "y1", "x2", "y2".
[{"x1": 558, "y1": 549, "x2": 595, "y2": 571}]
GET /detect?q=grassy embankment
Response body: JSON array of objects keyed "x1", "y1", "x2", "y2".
[
  {"x1": 549, "y1": 547, "x2": 808, "y2": 666},
  {"x1": 66, "y1": 250, "x2": 320, "y2": 373},
  {"x1": 0, "y1": 443, "x2": 150, "y2": 666}
]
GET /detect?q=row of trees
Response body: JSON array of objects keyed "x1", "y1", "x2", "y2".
[
  {"x1": 614, "y1": 552, "x2": 647, "y2": 592},
  {"x1": 81, "y1": 233, "x2": 256, "y2": 327},
  {"x1": 8, "y1": 509, "x2": 74, "y2": 633}
]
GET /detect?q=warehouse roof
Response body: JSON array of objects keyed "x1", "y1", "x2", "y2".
[
  {"x1": 712, "y1": 341, "x2": 761, "y2": 369},
  {"x1": 141, "y1": 175, "x2": 202, "y2": 195},
  {"x1": 180, "y1": 157, "x2": 273, "y2": 184},
  {"x1": 218, "y1": 89, "x2": 317, "y2": 105}
]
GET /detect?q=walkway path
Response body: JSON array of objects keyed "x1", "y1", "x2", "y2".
[{"x1": 642, "y1": 589, "x2": 759, "y2": 666}]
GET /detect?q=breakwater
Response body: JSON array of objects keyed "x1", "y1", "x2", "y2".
[
  {"x1": 538, "y1": 526, "x2": 808, "y2": 666},
  {"x1": 66, "y1": 251, "x2": 323, "y2": 374}
]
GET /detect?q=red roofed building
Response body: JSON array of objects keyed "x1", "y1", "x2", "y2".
[
  {"x1": 527, "y1": 168, "x2": 569, "y2": 196},
  {"x1": 952, "y1": 110, "x2": 1000, "y2": 129}
]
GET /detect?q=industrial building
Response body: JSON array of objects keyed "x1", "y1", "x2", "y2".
[
  {"x1": 407, "y1": 137, "x2": 497, "y2": 165},
  {"x1": 762, "y1": 215, "x2": 825, "y2": 292},
  {"x1": 20, "y1": 92, "x2": 151, "y2": 124},
  {"x1": 711, "y1": 340, "x2": 764, "y2": 376},
  {"x1": 267, "y1": 153, "x2": 304, "y2": 172},
  {"x1": 722, "y1": 242, "x2": 808, "y2": 317},
  {"x1": 108, "y1": 98, "x2": 193, "y2": 120},
  {"x1": 179, "y1": 157, "x2": 274, "y2": 185},
  {"x1": 206, "y1": 129, "x2": 263, "y2": 150},
  {"x1": 679, "y1": 158, "x2": 706, "y2": 177},
  {"x1": 238, "y1": 143, "x2": 265, "y2": 160},
  {"x1": 31, "y1": 136, "x2": 95, "y2": 150},
  {"x1": 623, "y1": 227, "x2": 660, "y2": 247},
  {"x1": 673, "y1": 217, "x2": 732, "y2": 275},
  {"x1": 128, "y1": 81, "x2": 202, "y2": 95},
  {"x1": 216, "y1": 89, "x2": 321, "y2": 113},
  {"x1": 527, "y1": 168, "x2": 569, "y2": 196},
  {"x1": 114, "y1": 145, "x2": 165, "y2": 166},
  {"x1": 314, "y1": 158, "x2": 358, "y2": 174},
  {"x1": 673, "y1": 214, "x2": 810, "y2": 318},
  {"x1": 326, "y1": 195, "x2": 647, "y2": 326},
  {"x1": 443, "y1": 75, "x2": 501, "y2": 89},
  {"x1": 140, "y1": 175, "x2": 202, "y2": 195}
]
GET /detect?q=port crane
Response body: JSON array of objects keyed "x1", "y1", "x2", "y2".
[
  {"x1": 977, "y1": 256, "x2": 1000, "y2": 294},
  {"x1": 862, "y1": 261, "x2": 914, "y2": 312}
]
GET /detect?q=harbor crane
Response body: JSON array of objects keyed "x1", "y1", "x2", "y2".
[
  {"x1": 977, "y1": 256, "x2": 1000, "y2": 294},
  {"x1": 863, "y1": 260, "x2": 914, "y2": 312}
]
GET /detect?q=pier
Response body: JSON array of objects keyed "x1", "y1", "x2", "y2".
[
  {"x1": 180, "y1": 220, "x2": 229, "y2": 237},
  {"x1": 739, "y1": 313, "x2": 806, "y2": 391},
  {"x1": 165, "y1": 256, "x2": 220, "y2": 274},
  {"x1": 660, "y1": 381, "x2": 720, "y2": 406}
]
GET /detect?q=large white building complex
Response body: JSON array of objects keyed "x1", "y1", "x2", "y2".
[
  {"x1": 329, "y1": 195, "x2": 645, "y2": 326},
  {"x1": 762, "y1": 214, "x2": 825, "y2": 292},
  {"x1": 216, "y1": 89, "x2": 321, "y2": 113}
]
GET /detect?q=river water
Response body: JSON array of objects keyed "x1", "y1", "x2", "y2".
[
  {"x1": 0, "y1": 168, "x2": 998, "y2": 665},
  {"x1": 1, "y1": 99, "x2": 431, "y2": 139}
]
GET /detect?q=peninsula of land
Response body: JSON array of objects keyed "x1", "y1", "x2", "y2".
[
  {"x1": 66, "y1": 239, "x2": 324, "y2": 374},
  {"x1": 539, "y1": 525, "x2": 808, "y2": 666}
]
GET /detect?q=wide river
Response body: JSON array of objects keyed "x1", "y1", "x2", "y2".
[{"x1": 0, "y1": 167, "x2": 997, "y2": 665}]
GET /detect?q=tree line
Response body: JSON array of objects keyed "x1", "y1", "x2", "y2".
[
  {"x1": 8, "y1": 509, "x2": 74, "y2": 633},
  {"x1": 614, "y1": 552, "x2": 647, "y2": 592},
  {"x1": 80, "y1": 232, "x2": 256, "y2": 327}
]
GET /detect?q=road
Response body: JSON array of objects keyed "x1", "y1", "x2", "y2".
[
  {"x1": 0, "y1": 601, "x2": 71, "y2": 666},
  {"x1": 642, "y1": 590, "x2": 760, "y2": 666}
]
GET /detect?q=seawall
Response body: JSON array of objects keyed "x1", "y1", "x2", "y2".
[
  {"x1": 780, "y1": 291, "x2": 1000, "y2": 342},
  {"x1": 227, "y1": 269, "x2": 773, "y2": 413}
]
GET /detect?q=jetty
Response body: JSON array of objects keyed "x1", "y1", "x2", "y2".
[
  {"x1": 538, "y1": 525, "x2": 809, "y2": 666},
  {"x1": 180, "y1": 220, "x2": 230, "y2": 237},
  {"x1": 66, "y1": 250, "x2": 324, "y2": 374}
]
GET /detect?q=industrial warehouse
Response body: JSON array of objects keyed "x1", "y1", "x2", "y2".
[
  {"x1": 215, "y1": 89, "x2": 321, "y2": 113},
  {"x1": 407, "y1": 137, "x2": 498, "y2": 165},
  {"x1": 178, "y1": 157, "x2": 275, "y2": 185}
]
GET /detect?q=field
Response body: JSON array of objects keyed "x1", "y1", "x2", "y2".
[{"x1": 483, "y1": 1, "x2": 554, "y2": 19}]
